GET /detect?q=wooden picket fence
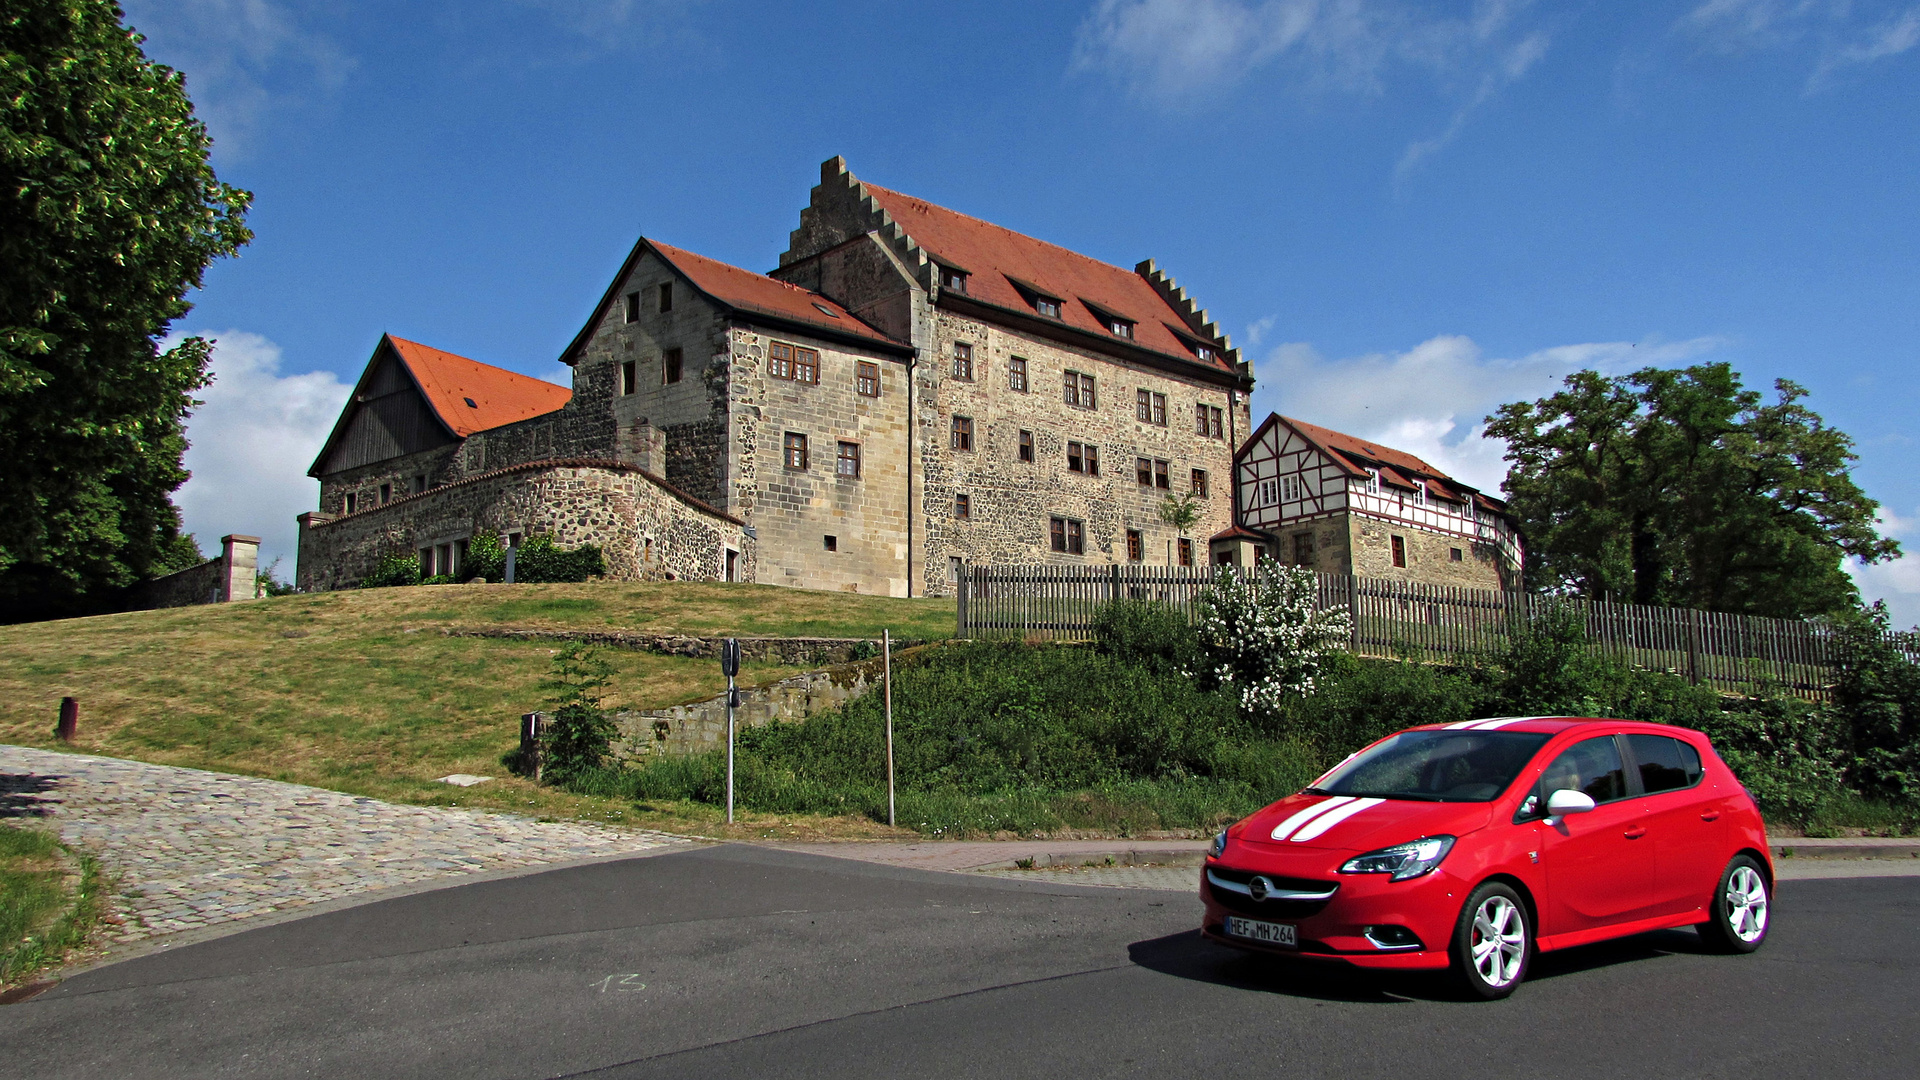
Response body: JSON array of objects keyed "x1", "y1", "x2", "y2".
[{"x1": 955, "y1": 564, "x2": 1919, "y2": 701}]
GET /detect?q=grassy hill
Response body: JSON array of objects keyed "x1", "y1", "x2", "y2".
[{"x1": 0, "y1": 583, "x2": 953, "y2": 838}]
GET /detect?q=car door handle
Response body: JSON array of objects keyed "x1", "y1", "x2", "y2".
[
  {"x1": 1623, "y1": 827, "x2": 1647, "y2": 840},
  {"x1": 1700, "y1": 811, "x2": 1721, "y2": 822}
]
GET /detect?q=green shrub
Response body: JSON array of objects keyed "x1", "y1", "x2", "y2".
[
  {"x1": 1091, "y1": 599, "x2": 1200, "y2": 676},
  {"x1": 538, "y1": 643, "x2": 616, "y2": 784},
  {"x1": 1829, "y1": 604, "x2": 1920, "y2": 803},
  {"x1": 358, "y1": 552, "x2": 421, "y2": 589}
]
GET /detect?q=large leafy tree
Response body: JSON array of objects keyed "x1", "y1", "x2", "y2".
[
  {"x1": 1485, "y1": 363, "x2": 1896, "y2": 618},
  {"x1": 0, "y1": 1, "x2": 250, "y2": 615}
]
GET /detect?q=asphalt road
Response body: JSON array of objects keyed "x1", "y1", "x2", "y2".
[{"x1": 1, "y1": 845, "x2": 1914, "y2": 1080}]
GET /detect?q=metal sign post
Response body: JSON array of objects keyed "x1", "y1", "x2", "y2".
[
  {"x1": 721, "y1": 637, "x2": 740, "y2": 824},
  {"x1": 883, "y1": 629, "x2": 895, "y2": 828}
]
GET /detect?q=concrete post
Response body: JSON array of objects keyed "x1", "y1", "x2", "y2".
[{"x1": 221, "y1": 535, "x2": 261, "y2": 601}]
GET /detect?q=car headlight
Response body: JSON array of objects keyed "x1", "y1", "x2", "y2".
[
  {"x1": 1208, "y1": 829, "x2": 1229, "y2": 859},
  {"x1": 1338, "y1": 835, "x2": 1456, "y2": 881}
]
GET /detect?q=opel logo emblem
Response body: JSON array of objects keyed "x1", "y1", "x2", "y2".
[{"x1": 1249, "y1": 875, "x2": 1273, "y2": 901}]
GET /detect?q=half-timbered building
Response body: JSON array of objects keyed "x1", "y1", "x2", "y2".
[{"x1": 1216, "y1": 414, "x2": 1523, "y2": 589}]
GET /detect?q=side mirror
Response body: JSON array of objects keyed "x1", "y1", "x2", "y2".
[{"x1": 1547, "y1": 789, "x2": 1597, "y2": 817}]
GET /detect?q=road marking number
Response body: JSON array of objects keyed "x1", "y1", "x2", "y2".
[{"x1": 590, "y1": 974, "x2": 647, "y2": 993}]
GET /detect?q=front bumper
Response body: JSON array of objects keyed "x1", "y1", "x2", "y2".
[{"x1": 1198, "y1": 855, "x2": 1463, "y2": 971}]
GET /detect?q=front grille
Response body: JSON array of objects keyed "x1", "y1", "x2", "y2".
[{"x1": 1205, "y1": 866, "x2": 1339, "y2": 918}]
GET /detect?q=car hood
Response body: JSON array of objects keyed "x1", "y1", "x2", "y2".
[{"x1": 1234, "y1": 792, "x2": 1493, "y2": 856}]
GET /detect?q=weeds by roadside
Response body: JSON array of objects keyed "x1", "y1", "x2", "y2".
[{"x1": 1, "y1": 825, "x2": 105, "y2": 990}]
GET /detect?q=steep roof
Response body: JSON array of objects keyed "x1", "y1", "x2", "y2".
[
  {"x1": 1251, "y1": 414, "x2": 1509, "y2": 511},
  {"x1": 648, "y1": 240, "x2": 898, "y2": 348},
  {"x1": 560, "y1": 238, "x2": 910, "y2": 365},
  {"x1": 386, "y1": 335, "x2": 571, "y2": 438},
  {"x1": 858, "y1": 182, "x2": 1234, "y2": 373}
]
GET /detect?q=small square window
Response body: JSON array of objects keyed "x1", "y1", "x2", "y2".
[
  {"x1": 1126, "y1": 529, "x2": 1143, "y2": 563},
  {"x1": 824, "y1": 535, "x2": 838, "y2": 552},
  {"x1": 344, "y1": 492, "x2": 357, "y2": 514},
  {"x1": 837, "y1": 440, "x2": 861, "y2": 479},
  {"x1": 856, "y1": 361, "x2": 881, "y2": 397},
  {"x1": 784, "y1": 432, "x2": 808, "y2": 470},
  {"x1": 952, "y1": 342, "x2": 974, "y2": 381},
  {"x1": 1035, "y1": 297, "x2": 1060, "y2": 318},
  {"x1": 1108, "y1": 318, "x2": 1133, "y2": 339},
  {"x1": 940, "y1": 266, "x2": 968, "y2": 292},
  {"x1": 1451, "y1": 547, "x2": 1464, "y2": 562},
  {"x1": 1008, "y1": 356, "x2": 1028, "y2": 393},
  {"x1": 663, "y1": 347, "x2": 683, "y2": 384},
  {"x1": 955, "y1": 493, "x2": 971, "y2": 519},
  {"x1": 1392, "y1": 535, "x2": 1407, "y2": 568},
  {"x1": 1018, "y1": 429, "x2": 1033, "y2": 463},
  {"x1": 1050, "y1": 516, "x2": 1084, "y2": 554},
  {"x1": 620, "y1": 360, "x2": 636, "y2": 395},
  {"x1": 951, "y1": 415, "x2": 973, "y2": 452},
  {"x1": 658, "y1": 282, "x2": 673, "y2": 312},
  {"x1": 624, "y1": 292, "x2": 640, "y2": 323},
  {"x1": 414, "y1": 474, "x2": 427, "y2": 493}
]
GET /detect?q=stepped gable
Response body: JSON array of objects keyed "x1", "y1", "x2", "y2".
[
  {"x1": 647, "y1": 240, "x2": 898, "y2": 347},
  {"x1": 1280, "y1": 415, "x2": 1497, "y2": 506},
  {"x1": 854, "y1": 180, "x2": 1236, "y2": 373},
  {"x1": 386, "y1": 335, "x2": 571, "y2": 438}
]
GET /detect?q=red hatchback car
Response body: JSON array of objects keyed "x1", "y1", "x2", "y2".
[{"x1": 1201, "y1": 717, "x2": 1773, "y2": 998}]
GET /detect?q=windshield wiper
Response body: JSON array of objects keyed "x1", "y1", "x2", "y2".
[
  {"x1": 1302, "y1": 786, "x2": 1332, "y2": 796},
  {"x1": 1328, "y1": 790, "x2": 1445, "y2": 802}
]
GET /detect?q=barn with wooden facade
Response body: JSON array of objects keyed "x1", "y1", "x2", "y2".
[{"x1": 1214, "y1": 413, "x2": 1523, "y2": 590}]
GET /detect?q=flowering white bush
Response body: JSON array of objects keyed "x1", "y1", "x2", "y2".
[{"x1": 1197, "y1": 558, "x2": 1352, "y2": 715}]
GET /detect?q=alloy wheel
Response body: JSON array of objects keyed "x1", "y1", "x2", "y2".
[
  {"x1": 1725, "y1": 865, "x2": 1769, "y2": 944},
  {"x1": 1470, "y1": 894, "x2": 1526, "y2": 988}
]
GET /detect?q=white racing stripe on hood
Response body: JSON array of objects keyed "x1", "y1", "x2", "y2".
[
  {"x1": 1290, "y1": 797, "x2": 1387, "y2": 842},
  {"x1": 1269, "y1": 796, "x2": 1352, "y2": 841},
  {"x1": 1466, "y1": 717, "x2": 1528, "y2": 730}
]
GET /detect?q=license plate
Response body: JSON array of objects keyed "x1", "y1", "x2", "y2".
[{"x1": 1225, "y1": 916, "x2": 1297, "y2": 947}]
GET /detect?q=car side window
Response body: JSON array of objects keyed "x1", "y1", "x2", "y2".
[
  {"x1": 1627, "y1": 734, "x2": 1702, "y2": 794},
  {"x1": 1539, "y1": 736, "x2": 1629, "y2": 805}
]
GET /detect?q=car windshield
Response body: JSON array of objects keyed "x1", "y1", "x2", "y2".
[{"x1": 1311, "y1": 730, "x2": 1551, "y2": 802}]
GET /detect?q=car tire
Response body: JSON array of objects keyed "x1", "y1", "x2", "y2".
[
  {"x1": 1451, "y1": 881, "x2": 1531, "y2": 1000},
  {"x1": 1696, "y1": 854, "x2": 1771, "y2": 954}
]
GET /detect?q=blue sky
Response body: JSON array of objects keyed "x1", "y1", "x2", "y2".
[{"x1": 127, "y1": 0, "x2": 1920, "y2": 621}]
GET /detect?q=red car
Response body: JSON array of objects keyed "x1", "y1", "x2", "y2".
[{"x1": 1200, "y1": 717, "x2": 1773, "y2": 999}]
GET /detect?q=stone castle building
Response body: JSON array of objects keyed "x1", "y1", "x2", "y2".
[
  {"x1": 297, "y1": 157, "x2": 1256, "y2": 596},
  {"x1": 1216, "y1": 413, "x2": 1523, "y2": 590}
]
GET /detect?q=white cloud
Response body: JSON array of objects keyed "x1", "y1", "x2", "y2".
[
  {"x1": 170, "y1": 331, "x2": 351, "y2": 582},
  {"x1": 1848, "y1": 507, "x2": 1920, "y2": 628},
  {"x1": 1678, "y1": 0, "x2": 1920, "y2": 88},
  {"x1": 1248, "y1": 332, "x2": 1726, "y2": 493},
  {"x1": 1074, "y1": 1, "x2": 1551, "y2": 173},
  {"x1": 119, "y1": 0, "x2": 352, "y2": 155}
]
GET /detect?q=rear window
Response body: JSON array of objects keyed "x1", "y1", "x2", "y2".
[
  {"x1": 1628, "y1": 734, "x2": 1703, "y2": 793},
  {"x1": 1313, "y1": 731, "x2": 1552, "y2": 802}
]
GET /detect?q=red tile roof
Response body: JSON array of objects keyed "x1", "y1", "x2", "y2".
[
  {"x1": 1272, "y1": 414, "x2": 1507, "y2": 510},
  {"x1": 648, "y1": 240, "x2": 899, "y2": 348},
  {"x1": 387, "y1": 335, "x2": 571, "y2": 438},
  {"x1": 858, "y1": 183, "x2": 1232, "y2": 372}
]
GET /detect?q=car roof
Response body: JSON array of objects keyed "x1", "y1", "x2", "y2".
[{"x1": 1413, "y1": 717, "x2": 1699, "y2": 737}]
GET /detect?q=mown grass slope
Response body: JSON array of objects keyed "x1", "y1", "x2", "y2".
[{"x1": 0, "y1": 583, "x2": 953, "y2": 837}]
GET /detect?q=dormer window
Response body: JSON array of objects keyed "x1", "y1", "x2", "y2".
[
  {"x1": 1363, "y1": 469, "x2": 1380, "y2": 494},
  {"x1": 939, "y1": 266, "x2": 968, "y2": 292},
  {"x1": 1194, "y1": 343, "x2": 1216, "y2": 361},
  {"x1": 1034, "y1": 296, "x2": 1060, "y2": 318},
  {"x1": 1107, "y1": 317, "x2": 1134, "y2": 339}
]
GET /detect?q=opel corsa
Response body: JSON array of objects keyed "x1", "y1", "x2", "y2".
[{"x1": 1200, "y1": 718, "x2": 1773, "y2": 999}]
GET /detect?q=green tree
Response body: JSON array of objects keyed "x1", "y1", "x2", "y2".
[
  {"x1": 0, "y1": 1, "x2": 252, "y2": 615},
  {"x1": 1158, "y1": 490, "x2": 1199, "y2": 565},
  {"x1": 1485, "y1": 363, "x2": 1895, "y2": 618}
]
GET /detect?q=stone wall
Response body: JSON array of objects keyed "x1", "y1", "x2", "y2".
[
  {"x1": 296, "y1": 461, "x2": 753, "y2": 591},
  {"x1": 127, "y1": 535, "x2": 260, "y2": 610},
  {"x1": 603, "y1": 652, "x2": 896, "y2": 761},
  {"x1": 914, "y1": 309, "x2": 1244, "y2": 595},
  {"x1": 1346, "y1": 512, "x2": 1513, "y2": 590}
]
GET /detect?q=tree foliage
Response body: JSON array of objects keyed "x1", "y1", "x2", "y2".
[
  {"x1": 0, "y1": 1, "x2": 252, "y2": 613},
  {"x1": 1485, "y1": 363, "x2": 1895, "y2": 618}
]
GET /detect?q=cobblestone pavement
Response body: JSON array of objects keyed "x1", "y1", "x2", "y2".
[{"x1": 0, "y1": 746, "x2": 691, "y2": 947}]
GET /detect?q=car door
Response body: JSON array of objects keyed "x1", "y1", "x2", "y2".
[
  {"x1": 1626, "y1": 733, "x2": 1723, "y2": 918},
  {"x1": 1533, "y1": 735, "x2": 1655, "y2": 935}
]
